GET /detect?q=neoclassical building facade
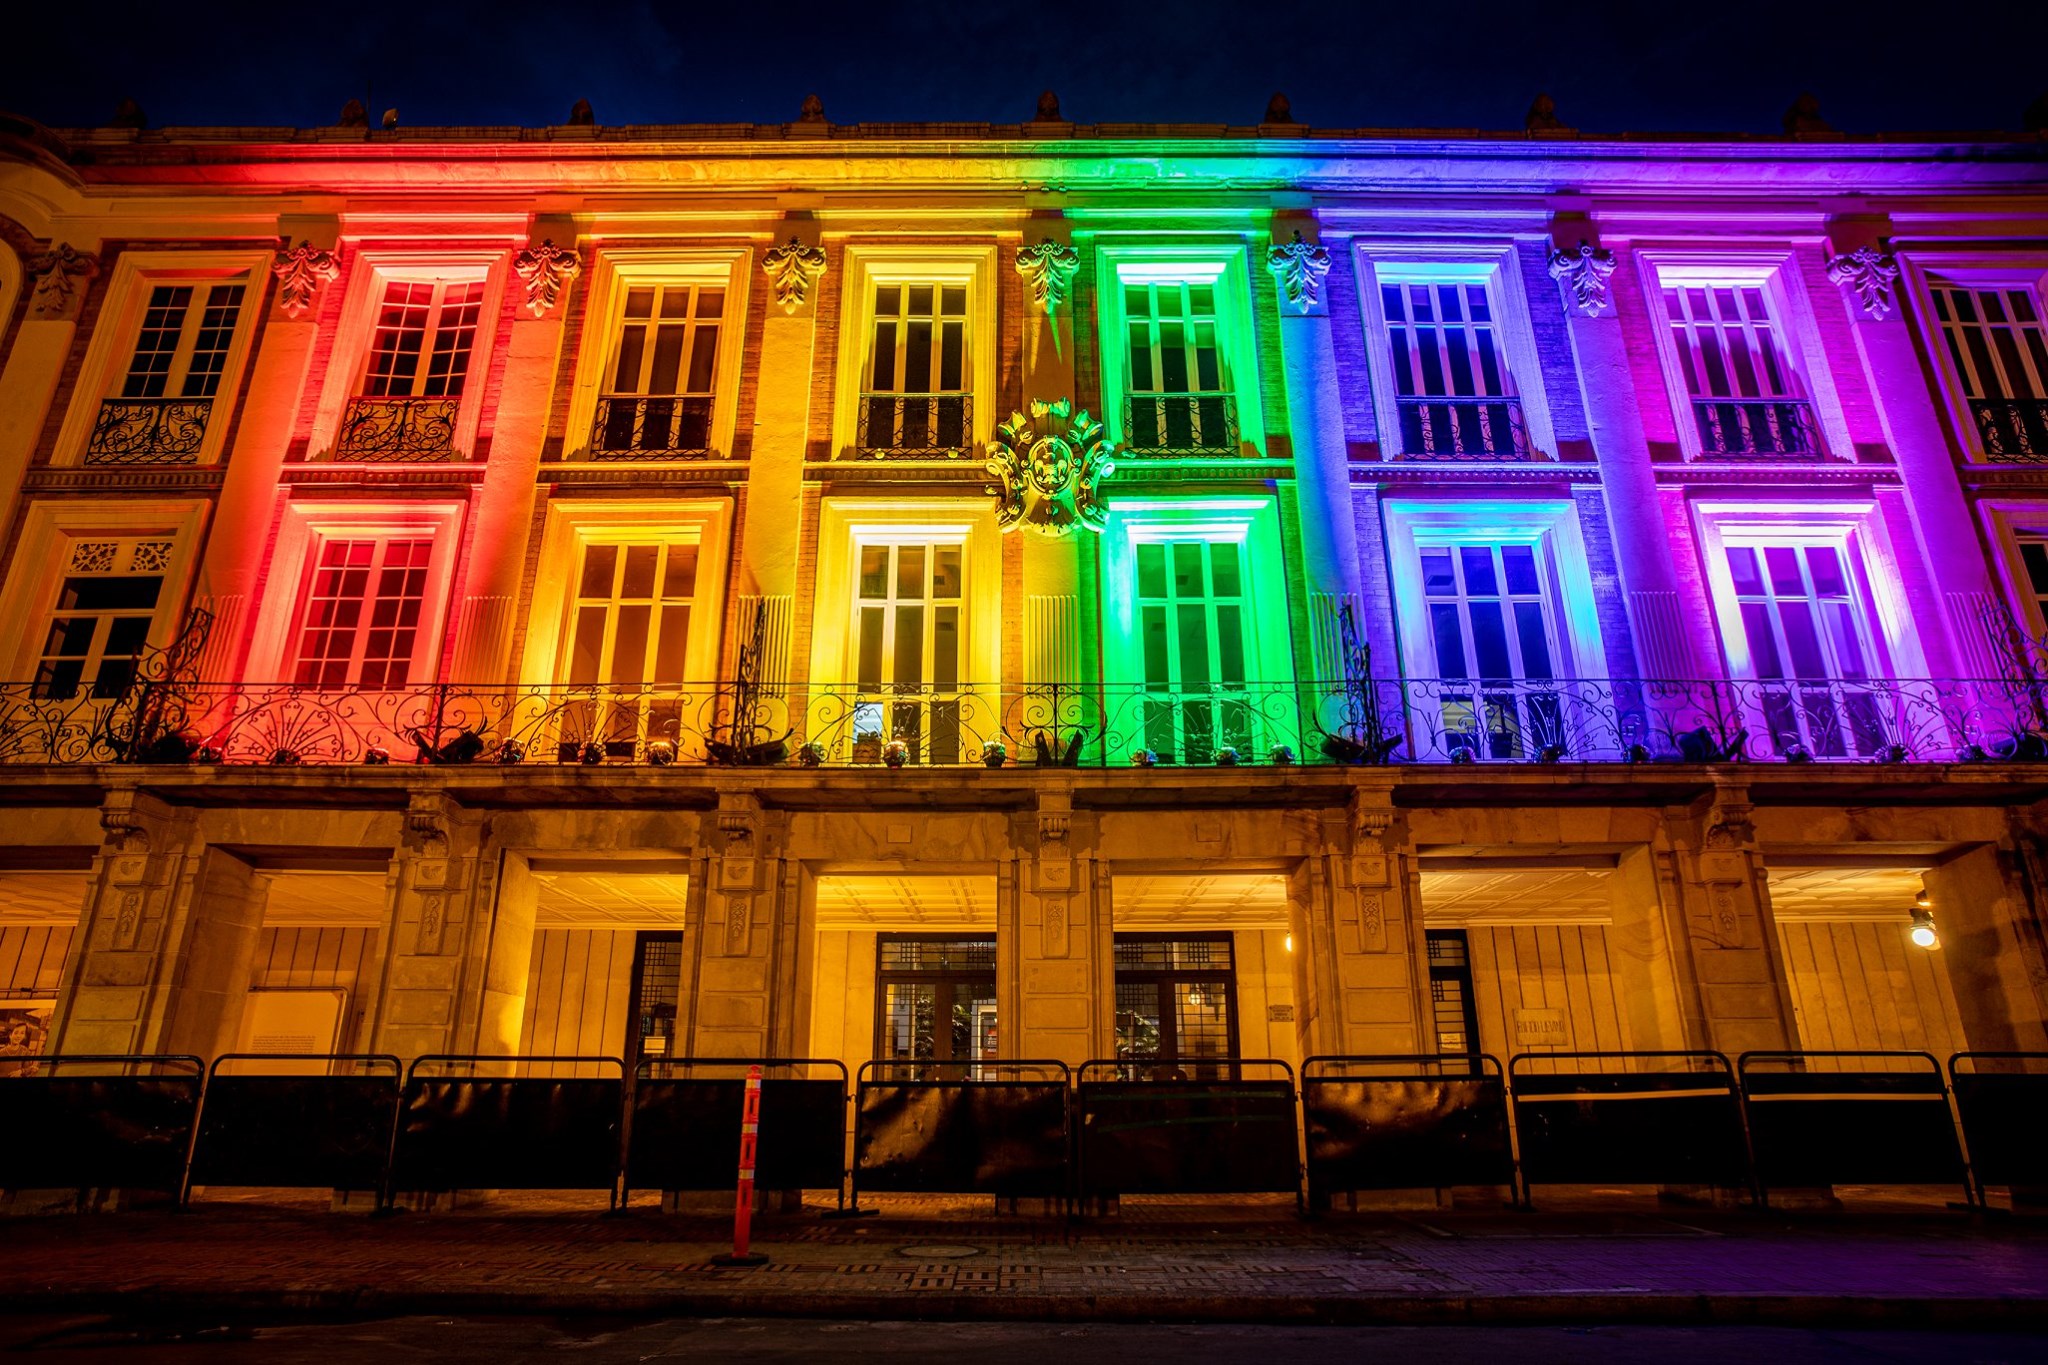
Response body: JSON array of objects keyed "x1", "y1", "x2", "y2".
[{"x1": 0, "y1": 102, "x2": 2045, "y2": 1088}]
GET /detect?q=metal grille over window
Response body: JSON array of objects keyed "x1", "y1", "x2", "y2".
[
  {"x1": 86, "y1": 282, "x2": 246, "y2": 464},
  {"x1": 874, "y1": 936, "x2": 997, "y2": 1073},
  {"x1": 628, "y1": 932, "x2": 683, "y2": 1067},
  {"x1": 335, "y1": 279, "x2": 484, "y2": 460},
  {"x1": 1123, "y1": 279, "x2": 1238, "y2": 455},
  {"x1": 589, "y1": 284, "x2": 722, "y2": 459},
  {"x1": 1383, "y1": 282, "x2": 1532, "y2": 460},
  {"x1": 34, "y1": 538, "x2": 168, "y2": 700},
  {"x1": 1931, "y1": 285, "x2": 2048, "y2": 461},
  {"x1": 1665, "y1": 284, "x2": 1824, "y2": 458},
  {"x1": 858, "y1": 283, "x2": 968, "y2": 455},
  {"x1": 1112, "y1": 934, "x2": 1237, "y2": 1079}
]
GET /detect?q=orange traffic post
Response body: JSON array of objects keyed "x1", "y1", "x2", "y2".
[{"x1": 711, "y1": 1064, "x2": 768, "y2": 1266}]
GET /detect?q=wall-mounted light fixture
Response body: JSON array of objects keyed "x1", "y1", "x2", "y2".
[
  {"x1": 1284, "y1": 932, "x2": 1295, "y2": 953},
  {"x1": 1909, "y1": 886, "x2": 1939, "y2": 950}
]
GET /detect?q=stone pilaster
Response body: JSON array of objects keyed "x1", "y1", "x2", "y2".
[
  {"x1": 1825, "y1": 216, "x2": 1999, "y2": 677},
  {"x1": 1294, "y1": 784, "x2": 1425, "y2": 1057},
  {"x1": 1004, "y1": 789, "x2": 1102, "y2": 1067},
  {"x1": 740, "y1": 219, "x2": 824, "y2": 606},
  {"x1": 0, "y1": 240, "x2": 100, "y2": 560},
  {"x1": 364, "y1": 790, "x2": 499, "y2": 1062},
  {"x1": 683, "y1": 793, "x2": 785, "y2": 1058},
  {"x1": 1656, "y1": 786, "x2": 1799, "y2": 1056},
  {"x1": 1547, "y1": 219, "x2": 1695, "y2": 678}
]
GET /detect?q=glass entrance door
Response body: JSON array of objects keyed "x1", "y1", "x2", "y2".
[
  {"x1": 873, "y1": 936, "x2": 997, "y2": 1075},
  {"x1": 1113, "y1": 934, "x2": 1239, "y2": 1079}
]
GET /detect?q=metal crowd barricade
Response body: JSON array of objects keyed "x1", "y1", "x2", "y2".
[
  {"x1": 0, "y1": 1054, "x2": 204, "y2": 1199},
  {"x1": 187, "y1": 1054, "x2": 401, "y2": 1205},
  {"x1": 391, "y1": 1054, "x2": 626, "y2": 1204},
  {"x1": 1509, "y1": 1051, "x2": 1751, "y2": 1200},
  {"x1": 1949, "y1": 1053, "x2": 2048, "y2": 1201},
  {"x1": 1075, "y1": 1058, "x2": 1300, "y2": 1203},
  {"x1": 625, "y1": 1057, "x2": 849, "y2": 1205},
  {"x1": 852, "y1": 1060, "x2": 1071, "y2": 1206},
  {"x1": 1739, "y1": 1051, "x2": 1967, "y2": 1201},
  {"x1": 1302, "y1": 1054, "x2": 1514, "y2": 1203}
]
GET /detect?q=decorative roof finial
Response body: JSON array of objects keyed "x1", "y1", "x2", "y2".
[
  {"x1": 1264, "y1": 93, "x2": 1295, "y2": 124},
  {"x1": 381, "y1": 108, "x2": 399, "y2": 130},
  {"x1": 1035, "y1": 90, "x2": 1063, "y2": 122},
  {"x1": 1783, "y1": 92, "x2": 1832, "y2": 135},
  {"x1": 798, "y1": 94, "x2": 826, "y2": 124},
  {"x1": 1525, "y1": 93, "x2": 1564, "y2": 132},
  {"x1": 338, "y1": 99, "x2": 368, "y2": 129},
  {"x1": 568, "y1": 99, "x2": 595, "y2": 126},
  {"x1": 109, "y1": 98, "x2": 146, "y2": 131}
]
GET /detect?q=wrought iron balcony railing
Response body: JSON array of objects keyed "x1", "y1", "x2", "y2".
[
  {"x1": 84, "y1": 397, "x2": 213, "y2": 465},
  {"x1": 1395, "y1": 395, "x2": 1534, "y2": 460},
  {"x1": 1971, "y1": 398, "x2": 2048, "y2": 463},
  {"x1": 6, "y1": 675, "x2": 2046, "y2": 770},
  {"x1": 1122, "y1": 392, "x2": 1239, "y2": 456},
  {"x1": 334, "y1": 395, "x2": 462, "y2": 462},
  {"x1": 587, "y1": 395, "x2": 715, "y2": 459},
  {"x1": 855, "y1": 392, "x2": 971, "y2": 457},
  {"x1": 1691, "y1": 397, "x2": 1824, "y2": 459}
]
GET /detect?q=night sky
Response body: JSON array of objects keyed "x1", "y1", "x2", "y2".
[{"x1": 4, "y1": 0, "x2": 2045, "y2": 136}]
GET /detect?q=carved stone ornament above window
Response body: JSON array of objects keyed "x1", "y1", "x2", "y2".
[
  {"x1": 762, "y1": 235, "x2": 827, "y2": 313},
  {"x1": 1825, "y1": 245, "x2": 1901, "y2": 321},
  {"x1": 985, "y1": 397, "x2": 1116, "y2": 537},
  {"x1": 1547, "y1": 240, "x2": 1617, "y2": 318},
  {"x1": 270, "y1": 240, "x2": 339, "y2": 319},
  {"x1": 1267, "y1": 229, "x2": 1332, "y2": 314},
  {"x1": 26, "y1": 243, "x2": 99, "y2": 321},
  {"x1": 1015, "y1": 239, "x2": 1080, "y2": 316},
  {"x1": 512, "y1": 239, "x2": 581, "y2": 317}
]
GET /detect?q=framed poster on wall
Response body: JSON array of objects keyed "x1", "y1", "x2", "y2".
[
  {"x1": 0, "y1": 999, "x2": 53, "y2": 1078},
  {"x1": 233, "y1": 989, "x2": 347, "y2": 1075}
]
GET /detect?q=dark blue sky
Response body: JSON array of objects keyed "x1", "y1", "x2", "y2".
[{"x1": 5, "y1": 0, "x2": 2045, "y2": 135}]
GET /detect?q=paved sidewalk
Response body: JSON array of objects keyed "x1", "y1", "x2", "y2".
[{"x1": 4, "y1": 1193, "x2": 2047, "y2": 1326}]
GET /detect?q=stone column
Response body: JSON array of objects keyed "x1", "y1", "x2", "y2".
[
  {"x1": 1938, "y1": 831, "x2": 2048, "y2": 1052},
  {"x1": 1293, "y1": 785, "x2": 1427, "y2": 1057},
  {"x1": 1824, "y1": 216, "x2": 1999, "y2": 678},
  {"x1": 681, "y1": 794, "x2": 784, "y2": 1058},
  {"x1": 447, "y1": 224, "x2": 579, "y2": 682},
  {"x1": 1004, "y1": 790, "x2": 1102, "y2": 1068},
  {"x1": 0, "y1": 241, "x2": 99, "y2": 560},
  {"x1": 1547, "y1": 222, "x2": 1695, "y2": 679},
  {"x1": 1267, "y1": 218, "x2": 1365, "y2": 634},
  {"x1": 363, "y1": 790, "x2": 500, "y2": 1062},
  {"x1": 1654, "y1": 786, "x2": 1799, "y2": 1056},
  {"x1": 192, "y1": 222, "x2": 336, "y2": 678}
]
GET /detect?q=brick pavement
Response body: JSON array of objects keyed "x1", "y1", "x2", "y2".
[{"x1": 3, "y1": 1192, "x2": 2047, "y2": 1326}]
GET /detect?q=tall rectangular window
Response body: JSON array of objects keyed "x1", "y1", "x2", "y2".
[
  {"x1": 34, "y1": 538, "x2": 172, "y2": 699},
  {"x1": 1135, "y1": 539, "x2": 1250, "y2": 762},
  {"x1": 1931, "y1": 285, "x2": 2048, "y2": 459},
  {"x1": 120, "y1": 283, "x2": 246, "y2": 400},
  {"x1": 1124, "y1": 280, "x2": 1232, "y2": 453},
  {"x1": 860, "y1": 284, "x2": 968, "y2": 453},
  {"x1": 874, "y1": 936, "x2": 997, "y2": 1072},
  {"x1": 851, "y1": 541, "x2": 964, "y2": 762},
  {"x1": 2015, "y1": 537, "x2": 2048, "y2": 633},
  {"x1": 1664, "y1": 284, "x2": 1818, "y2": 457},
  {"x1": 1382, "y1": 282, "x2": 1523, "y2": 458},
  {"x1": 1113, "y1": 934, "x2": 1238, "y2": 1080},
  {"x1": 290, "y1": 538, "x2": 434, "y2": 688},
  {"x1": 1426, "y1": 930, "x2": 1482, "y2": 1064},
  {"x1": 559, "y1": 541, "x2": 700, "y2": 759},
  {"x1": 361, "y1": 280, "x2": 487, "y2": 398},
  {"x1": 1724, "y1": 542, "x2": 1888, "y2": 757},
  {"x1": 594, "y1": 284, "x2": 723, "y2": 456},
  {"x1": 1419, "y1": 542, "x2": 1562, "y2": 759}
]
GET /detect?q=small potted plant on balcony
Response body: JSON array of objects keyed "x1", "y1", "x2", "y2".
[
  {"x1": 1215, "y1": 745, "x2": 1240, "y2": 766},
  {"x1": 1130, "y1": 748, "x2": 1158, "y2": 767},
  {"x1": 982, "y1": 739, "x2": 1008, "y2": 768},
  {"x1": 1268, "y1": 744, "x2": 1296, "y2": 765},
  {"x1": 883, "y1": 739, "x2": 911, "y2": 768},
  {"x1": 798, "y1": 740, "x2": 827, "y2": 767}
]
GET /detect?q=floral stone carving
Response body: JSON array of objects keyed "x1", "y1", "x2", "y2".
[
  {"x1": 1267, "y1": 229, "x2": 1331, "y2": 314},
  {"x1": 270, "y1": 240, "x2": 338, "y2": 319},
  {"x1": 985, "y1": 398, "x2": 1116, "y2": 537},
  {"x1": 26, "y1": 243, "x2": 99, "y2": 320},
  {"x1": 1547, "y1": 240, "x2": 1617, "y2": 317},
  {"x1": 1826, "y1": 246, "x2": 1901, "y2": 321},
  {"x1": 763, "y1": 236, "x2": 827, "y2": 313},
  {"x1": 513, "y1": 240, "x2": 581, "y2": 317},
  {"x1": 1015, "y1": 239, "x2": 1079, "y2": 315}
]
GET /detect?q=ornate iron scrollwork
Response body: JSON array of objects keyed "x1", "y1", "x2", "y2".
[
  {"x1": 334, "y1": 395, "x2": 462, "y2": 461},
  {"x1": 85, "y1": 398, "x2": 212, "y2": 465}
]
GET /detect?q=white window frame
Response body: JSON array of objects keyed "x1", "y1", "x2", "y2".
[
  {"x1": 564, "y1": 249, "x2": 751, "y2": 461},
  {"x1": 1352, "y1": 242, "x2": 1556, "y2": 460},
  {"x1": 244, "y1": 501, "x2": 465, "y2": 686},
  {"x1": 1633, "y1": 247, "x2": 1852, "y2": 463},
  {"x1": 0, "y1": 499, "x2": 210, "y2": 683},
  {"x1": 831, "y1": 246, "x2": 997, "y2": 458},
  {"x1": 306, "y1": 246, "x2": 512, "y2": 463},
  {"x1": 286, "y1": 535, "x2": 441, "y2": 689},
  {"x1": 1976, "y1": 500, "x2": 2048, "y2": 642},
  {"x1": 1381, "y1": 500, "x2": 1606, "y2": 684},
  {"x1": 811, "y1": 498, "x2": 1000, "y2": 692},
  {"x1": 1898, "y1": 253, "x2": 2048, "y2": 464},
  {"x1": 1692, "y1": 499, "x2": 1921, "y2": 683},
  {"x1": 51, "y1": 250, "x2": 269, "y2": 467},
  {"x1": 1094, "y1": 244, "x2": 1266, "y2": 455},
  {"x1": 1100, "y1": 498, "x2": 1294, "y2": 691}
]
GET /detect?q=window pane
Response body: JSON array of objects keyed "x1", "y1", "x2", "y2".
[
  {"x1": 1172, "y1": 543, "x2": 1204, "y2": 598},
  {"x1": 931, "y1": 546, "x2": 962, "y2": 600},
  {"x1": 1459, "y1": 546, "x2": 1498, "y2": 598},
  {"x1": 1421, "y1": 549, "x2": 1457, "y2": 597},
  {"x1": 857, "y1": 607, "x2": 884, "y2": 689},
  {"x1": 664, "y1": 545, "x2": 698, "y2": 598},
  {"x1": 1430, "y1": 603, "x2": 1469, "y2": 677},
  {"x1": 1513, "y1": 601, "x2": 1553, "y2": 680},
  {"x1": 1764, "y1": 546, "x2": 1806, "y2": 598},
  {"x1": 621, "y1": 545, "x2": 658, "y2": 599},
  {"x1": 893, "y1": 605, "x2": 924, "y2": 686},
  {"x1": 654, "y1": 605, "x2": 691, "y2": 682},
  {"x1": 1726, "y1": 546, "x2": 1763, "y2": 596},
  {"x1": 932, "y1": 606, "x2": 958, "y2": 688},
  {"x1": 610, "y1": 604, "x2": 650, "y2": 683},
  {"x1": 1136, "y1": 543, "x2": 1166, "y2": 598},
  {"x1": 859, "y1": 546, "x2": 889, "y2": 598},
  {"x1": 896, "y1": 545, "x2": 925, "y2": 600},
  {"x1": 1177, "y1": 604, "x2": 1211, "y2": 687},
  {"x1": 1210, "y1": 542, "x2": 1241, "y2": 597},
  {"x1": 1740, "y1": 602, "x2": 1784, "y2": 678},
  {"x1": 1501, "y1": 544, "x2": 1539, "y2": 596},
  {"x1": 1469, "y1": 603, "x2": 1512, "y2": 677}
]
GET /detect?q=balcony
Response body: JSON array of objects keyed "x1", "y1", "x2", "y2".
[
  {"x1": 334, "y1": 395, "x2": 461, "y2": 462},
  {"x1": 1690, "y1": 397, "x2": 1823, "y2": 459},
  {"x1": 1970, "y1": 398, "x2": 2048, "y2": 463},
  {"x1": 84, "y1": 397, "x2": 212, "y2": 466},
  {"x1": 1395, "y1": 396, "x2": 1533, "y2": 461},
  {"x1": 856, "y1": 392, "x2": 970, "y2": 458},
  {"x1": 3, "y1": 675, "x2": 2035, "y2": 769},
  {"x1": 1122, "y1": 393, "x2": 1239, "y2": 456},
  {"x1": 587, "y1": 395, "x2": 714, "y2": 460}
]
